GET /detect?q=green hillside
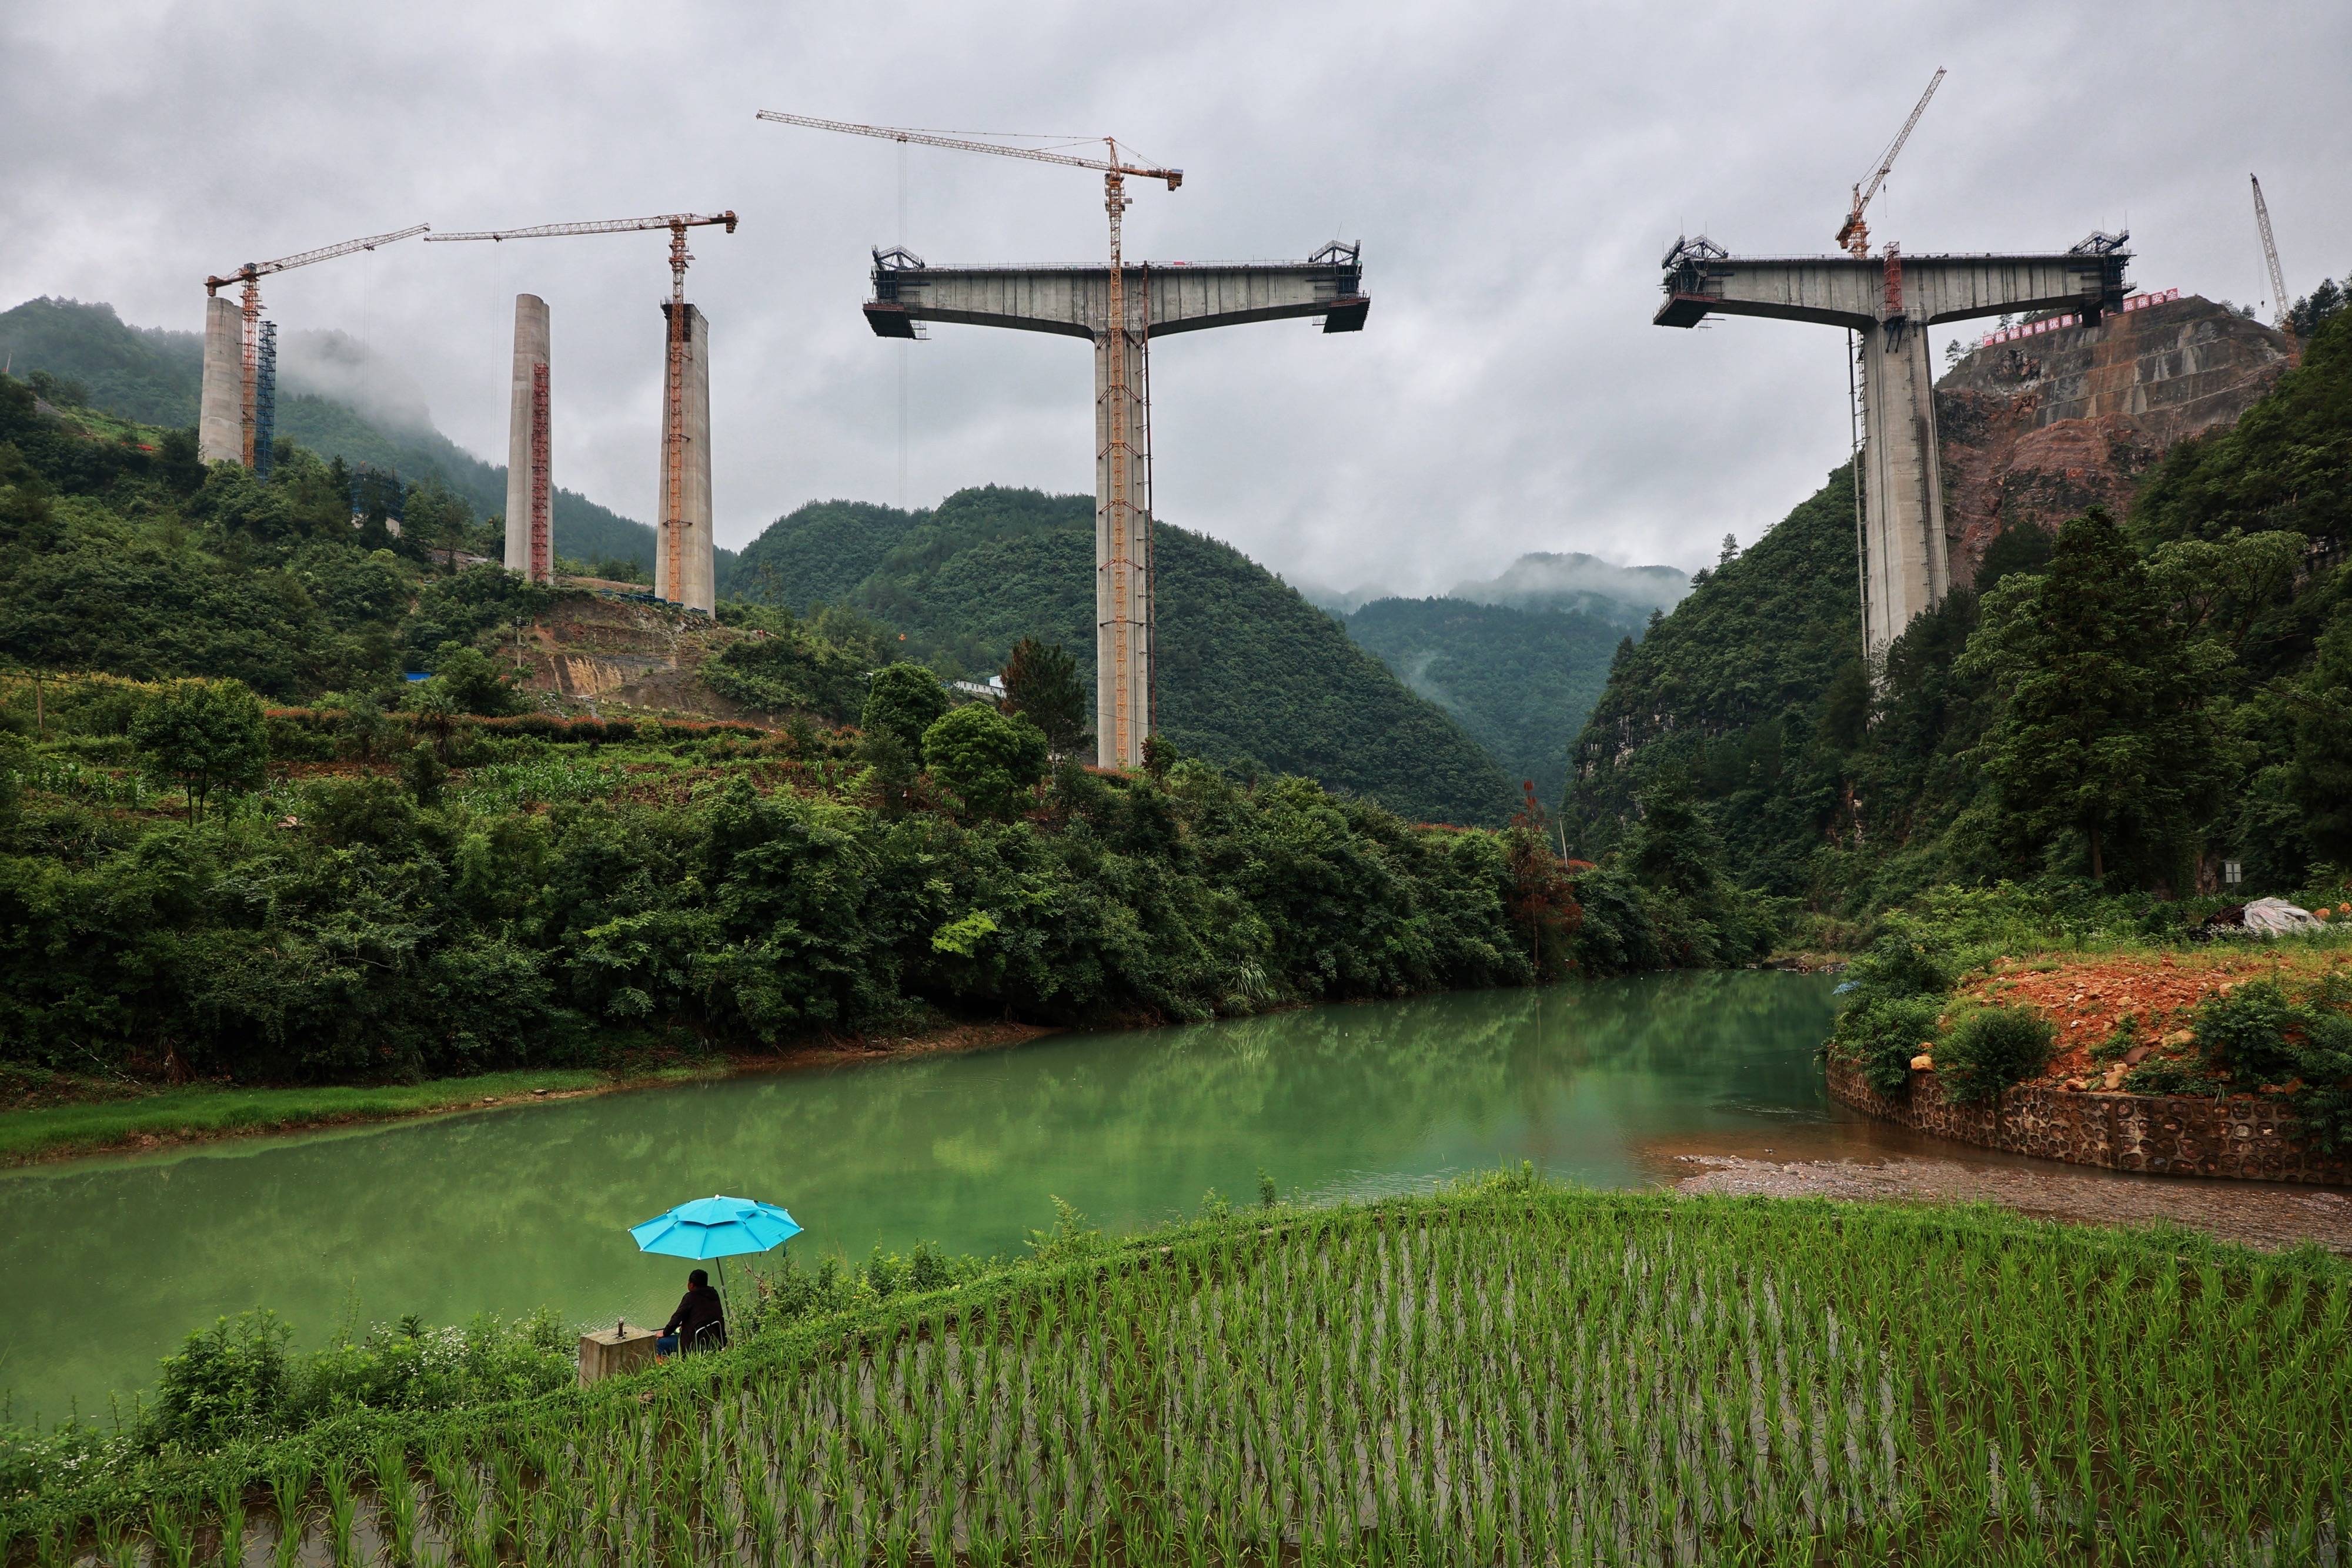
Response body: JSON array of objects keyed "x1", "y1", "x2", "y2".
[
  {"x1": 1566, "y1": 299, "x2": 2352, "y2": 907},
  {"x1": 0, "y1": 296, "x2": 690, "y2": 574},
  {"x1": 731, "y1": 489, "x2": 1517, "y2": 825},
  {"x1": 1344, "y1": 596, "x2": 1625, "y2": 804}
]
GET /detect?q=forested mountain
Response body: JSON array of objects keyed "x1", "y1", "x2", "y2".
[
  {"x1": 1445, "y1": 552, "x2": 1691, "y2": 628},
  {"x1": 1565, "y1": 302, "x2": 2352, "y2": 907},
  {"x1": 730, "y1": 489, "x2": 1517, "y2": 825},
  {"x1": 0, "y1": 297, "x2": 697, "y2": 574},
  {"x1": 1344, "y1": 596, "x2": 1625, "y2": 804}
]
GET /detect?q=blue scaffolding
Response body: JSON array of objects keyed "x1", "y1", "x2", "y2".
[
  {"x1": 253, "y1": 322, "x2": 278, "y2": 480},
  {"x1": 349, "y1": 463, "x2": 407, "y2": 534}
]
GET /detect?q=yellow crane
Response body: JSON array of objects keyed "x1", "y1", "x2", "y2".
[
  {"x1": 204, "y1": 224, "x2": 429, "y2": 464},
  {"x1": 1836, "y1": 69, "x2": 1945, "y2": 258},
  {"x1": 427, "y1": 213, "x2": 737, "y2": 602},
  {"x1": 756, "y1": 113, "x2": 1184, "y2": 762}
]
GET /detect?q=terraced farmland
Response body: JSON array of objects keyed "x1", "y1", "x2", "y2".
[{"x1": 15, "y1": 1181, "x2": 2348, "y2": 1564}]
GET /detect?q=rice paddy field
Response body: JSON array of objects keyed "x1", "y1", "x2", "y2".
[{"x1": 12, "y1": 1180, "x2": 2347, "y2": 1565}]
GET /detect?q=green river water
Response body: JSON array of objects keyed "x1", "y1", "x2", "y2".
[{"x1": 1, "y1": 972, "x2": 1839, "y2": 1420}]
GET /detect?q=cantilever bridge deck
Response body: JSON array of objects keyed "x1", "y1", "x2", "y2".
[{"x1": 864, "y1": 253, "x2": 1368, "y2": 340}]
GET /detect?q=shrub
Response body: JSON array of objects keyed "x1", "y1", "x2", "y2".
[
  {"x1": 1845, "y1": 924, "x2": 1953, "y2": 1002},
  {"x1": 2294, "y1": 1009, "x2": 2352, "y2": 1152},
  {"x1": 149, "y1": 1312, "x2": 292, "y2": 1451},
  {"x1": 2193, "y1": 979, "x2": 2303, "y2": 1085},
  {"x1": 1833, "y1": 994, "x2": 1943, "y2": 1096},
  {"x1": 1937, "y1": 1005, "x2": 2054, "y2": 1105},
  {"x1": 2123, "y1": 1057, "x2": 2208, "y2": 1096},
  {"x1": 400, "y1": 742, "x2": 446, "y2": 807},
  {"x1": 921, "y1": 704, "x2": 1049, "y2": 820}
]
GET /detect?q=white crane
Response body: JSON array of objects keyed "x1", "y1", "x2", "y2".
[{"x1": 2249, "y1": 174, "x2": 2296, "y2": 355}]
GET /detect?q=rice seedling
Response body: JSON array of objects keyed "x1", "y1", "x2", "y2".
[
  {"x1": 268, "y1": 1458, "x2": 310, "y2": 1568},
  {"x1": 24, "y1": 1185, "x2": 2352, "y2": 1565},
  {"x1": 209, "y1": 1479, "x2": 246, "y2": 1568}
]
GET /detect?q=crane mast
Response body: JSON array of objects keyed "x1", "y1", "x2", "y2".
[
  {"x1": 427, "y1": 213, "x2": 736, "y2": 604},
  {"x1": 757, "y1": 111, "x2": 1181, "y2": 761},
  {"x1": 2249, "y1": 174, "x2": 2297, "y2": 357},
  {"x1": 1836, "y1": 68, "x2": 1944, "y2": 258},
  {"x1": 203, "y1": 223, "x2": 429, "y2": 466}
]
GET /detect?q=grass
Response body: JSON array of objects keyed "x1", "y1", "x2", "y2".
[
  {"x1": 0, "y1": 1069, "x2": 620, "y2": 1164},
  {"x1": 14, "y1": 1175, "x2": 2348, "y2": 1564}
]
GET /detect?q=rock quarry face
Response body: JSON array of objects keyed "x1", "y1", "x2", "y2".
[{"x1": 1935, "y1": 296, "x2": 2292, "y2": 584}]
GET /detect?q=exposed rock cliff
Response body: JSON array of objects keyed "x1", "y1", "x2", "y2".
[{"x1": 1936, "y1": 296, "x2": 2292, "y2": 583}]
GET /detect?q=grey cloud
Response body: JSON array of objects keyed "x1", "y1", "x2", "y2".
[{"x1": 4, "y1": 0, "x2": 2344, "y2": 589}]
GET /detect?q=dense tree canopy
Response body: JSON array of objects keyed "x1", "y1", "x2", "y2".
[{"x1": 728, "y1": 487, "x2": 1516, "y2": 825}]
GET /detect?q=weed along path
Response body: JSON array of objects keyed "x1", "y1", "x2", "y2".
[{"x1": 1, "y1": 972, "x2": 1838, "y2": 1419}]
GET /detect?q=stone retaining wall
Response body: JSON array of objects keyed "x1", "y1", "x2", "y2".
[{"x1": 1825, "y1": 1058, "x2": 2352, "y2": 1185}]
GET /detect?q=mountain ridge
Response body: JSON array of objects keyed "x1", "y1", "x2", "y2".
[
  {"x1": 0, "y1": 295, "x2": 693, "y2": 574},
  {"x1": 732, "y1": 489, "x2": 1518, "y2": 825}
]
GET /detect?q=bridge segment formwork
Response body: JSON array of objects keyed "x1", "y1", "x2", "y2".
[
  {"x1": 866, "y1": 248, "x2": 1368, "y2": 769},
  {"x1": 1655, "y1": 240, "x2": 2129, "y2": 658}
]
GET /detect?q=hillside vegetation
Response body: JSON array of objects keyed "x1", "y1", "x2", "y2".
[
  {"x1": 1344, "y1": 595, "x2": 1624, "y2": 804},
  {"x1": 731, "y1": 488, "x2": 1518, "y2": 825},
  {"x1": 1566, "y1": 303, "x2": 2352, "y2": 910},
  {"x1": 9, "y1": 370, "x2": 1716, "y2": 1085},
  {"x1": 0, "y1": 296, "x2": 690, "y2": 574}
]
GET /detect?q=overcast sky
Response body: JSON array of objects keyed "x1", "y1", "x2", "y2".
[{"x1": 6, "y1": 1, "x2": 2345, "y2": 591}]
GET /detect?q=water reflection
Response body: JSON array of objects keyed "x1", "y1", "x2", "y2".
[{"x1": 0, "y1": 971, "x2": 1837, "y2": 1419}]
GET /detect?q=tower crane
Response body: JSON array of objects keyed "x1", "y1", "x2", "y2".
[
  {"x1": 428, "y1": 213, "x2": 737, "y2": 603},
  {"x1": 2249, "y1": 174, "x2": 2297, "y2": 359},
  {"x1": 203, "y1": 223, "x2": 429, "y2": 465},
  {"x1": 757, "y1": 112, "x2": 1181, "y2": 758},
  {"x1": 1836, "y1": 68, "x2": 1945, "y2": 258}
]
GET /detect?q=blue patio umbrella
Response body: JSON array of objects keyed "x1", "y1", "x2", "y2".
[{"x1": 629, "y1": 1196, "x2": 801, "y2": 1326}]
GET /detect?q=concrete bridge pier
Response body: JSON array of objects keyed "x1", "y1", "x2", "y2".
[
  {"x1": 198, "y1": 296, "x2": 243, "y2": 466},
  {"x1": 502, "y1": 295, "x2": 553, "y2": 583},
  {"x1": 656, "y1": 303, "x2": 714, "y2": 614},
  {"x1": 1655, "y1": 235, "x2": 2130, "y2": 659},
  {"x1": 1093, "y1": 313, "x2": 1151, "y2": 765},
  {"x1": 863, "y1": 245, "x2": 1369, "y2": 768},
  {"x1": 1855, "y1": 317, "x2": 1950, "y2": 651}
]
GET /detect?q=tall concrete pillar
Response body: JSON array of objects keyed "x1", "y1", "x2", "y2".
[
  {"x1": 198, "y1": 296, "x2": 243, "y2": 465},
  {"x1": 656, "y1": 303, "x2": 714, "y2": 613},
  {"x1": 502, "y1": 295, "x2": 553, "y2": 582},
  {"x1": 1857, "y1": 320, "x2": 1950, "y2": 659},
  {"x1": 1092, "y1": 312, "x2": 1151, "y2": 769}
]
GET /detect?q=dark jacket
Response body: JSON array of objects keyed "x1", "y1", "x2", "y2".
[{"x1": 662, "y1": 1285, "x2": 726, "y2": 1351}]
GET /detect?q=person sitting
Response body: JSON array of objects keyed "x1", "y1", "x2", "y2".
[{"x1": 656, "y1": 1268, "x2": 726, "y2": 1356}]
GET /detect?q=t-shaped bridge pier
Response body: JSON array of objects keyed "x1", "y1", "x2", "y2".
[
  {"x1": 864, "y1": 244, "x2": 1368, "y2": 768},
  {"x1": 1656, "y1": 234, "x2": 2130, "y2": 657}
]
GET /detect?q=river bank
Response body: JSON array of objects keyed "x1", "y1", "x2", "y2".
[{"x1": 0, "y1": 1017, "x2": 1057, "y2": 1166}]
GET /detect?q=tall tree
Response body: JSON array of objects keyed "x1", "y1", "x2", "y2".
[
  {"x1": 860, "y1": 663, "x2": 947, "y2": 751},
  {"x1": 130, "y1": 678, "x2": 268, "y2": 823},
  {"x1": 1000, "y1": 637, "x2": 1089, "y2": 758},
  {"x1": 1962, "y1": 508, "x2": 2221, "y2": 882}
]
